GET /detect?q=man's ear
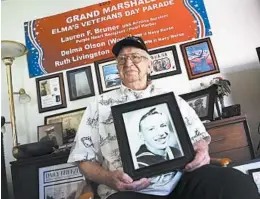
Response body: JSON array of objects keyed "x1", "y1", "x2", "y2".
[
  {"x1": 148, "y1": 60, "x2": 152, "y2": 72},
  {"x1": 138, "y1": 131, "x2": 145, "y2": 142}
]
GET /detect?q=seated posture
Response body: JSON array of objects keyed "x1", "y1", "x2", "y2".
[
  {"x1": 68, "y1": 36, "x2": 259, "y2": 199},
  {"x1": 136, "y1": 107, "x2": 182, "y2": 169}
]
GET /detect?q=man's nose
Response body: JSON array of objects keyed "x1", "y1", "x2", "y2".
[
  {"x1": 158, "y1": 131, "x2": 167, "y2": 137},
  {"x1": 125, "y1": 57, "x2": 134, "y2": 66}
]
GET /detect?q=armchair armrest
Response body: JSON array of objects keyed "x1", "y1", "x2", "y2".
[
  {"x1": 210, "y1": 158, "x2": 232, "y2": 167},
  {"x1": 80, "y1": 192, "x2": 94, "y2": 199}
]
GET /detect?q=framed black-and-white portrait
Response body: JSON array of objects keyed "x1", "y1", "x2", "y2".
[
  {"x1": 111, "y1": 92, "x2": 195, "y2": 180},
  {"x1": 45, "y1": 107, "x2": 86, "y2": 144},
  {"x1": 36, "y1": 73, "x2": 67, "y2": 113},
  {"x1": 180, "y1": 85, "x2": 217, "y2": 121},
  {"x1": 149, "y1": 46, "x2": 181, "y2": 79},
  {"x1": 94, "y1": 58, "x2": 121, "y2": 94},
  {"x1": 37, "y1": 123, "x2": 63, "y2": 146},
  {"x1": 66, "y1": 66, "x2": 95, "y2": 101}
]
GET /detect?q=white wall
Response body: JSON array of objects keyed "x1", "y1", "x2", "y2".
[{"x1": 1, "y1": 0, "x2": 260, "y2": 198}]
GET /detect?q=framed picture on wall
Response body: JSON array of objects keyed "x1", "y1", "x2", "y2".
[
  {"x1": 180, "y1": 38, "x2": 220, "y2": 80},
  {"x1": 149, "y1": 45, "x2": 182, "y2": 79},
  {"x1": 44, "y1": 107, "x2": 86, "y2": 144},
  {"x1": 36, "y1": 73, "x2": 67, "y2": 113},
  {"x1": 94, "y1": 58, "x2": 121, "y2": 94},
  {"x1": 180, "y1": 85, "x2": 217, "y2": 121},
  {"x1": 66, "y1": 66, "x2": 95, "y2": 101},
  {"x1": 37, "y1": 123, "x2": 63, "y2": 147},
  {"x1": 111, "y1": 92, "x2": 195, "y2": 180}
]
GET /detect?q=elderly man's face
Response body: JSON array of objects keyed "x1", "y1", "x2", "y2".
[
  {"x1": 140, "y1": 113, "x2": 170, "y2": 150},
  {"x1": 117, "y1": 47, "x2": 151, "y2": 85}
]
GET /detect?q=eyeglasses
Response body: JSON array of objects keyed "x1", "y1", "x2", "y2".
[{"x1": 117, "y1": 53, "x2": 148, "y2": 64}]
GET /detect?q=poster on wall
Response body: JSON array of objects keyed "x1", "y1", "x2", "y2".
[
  {"x1": 39, "y1": 163, "x2": 85, "y2": 199},
  {"x1": 24, "y1": 0, "x2": 212, "y2": 78}
]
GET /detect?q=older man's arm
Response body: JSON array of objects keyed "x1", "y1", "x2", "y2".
[
  {"x1": 177, "y1": 94, "x2": 212, "y2": 172},
  {"x1": 184, "y1": 136, "x2": 211, "y2": 172}
]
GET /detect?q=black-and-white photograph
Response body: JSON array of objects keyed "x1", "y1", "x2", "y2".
[
  {"x1": 44, "y1": 180, "x2": 82, "y2": 199},
  {"x1": 187, "y1": 95, "x2": 209, "y2": 118},
  {"x1": 180, "y1": 85, "x2": 217, "y2": 121},
  {"x1": 66, "y1": 66, "x2": 95, "y2": 101},
  {"x1": 111, "y1": 92, "x2": 195, "y2": 180},
  {"x1": 123, "y1": 103, "x2": 184, "y2": 170},
  {"x1": 45, "y1": 107, "x2": 86, "y2": 144},
  {"x1": 37, "y1": 123, "x2": 63, "y2": 146}
]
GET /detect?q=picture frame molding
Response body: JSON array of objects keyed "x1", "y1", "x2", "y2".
[
  {"x1": 66, "y1": 66, "x2": 95, "y2": 101},
  {"x1": 111, "y1": 92, "x2": 195, "y2": 180},
  {"x1": 36, "y1": 72, "x2": 67, "y2": 113},
  {"x1": 180, "y1": 37, "x2": 220, "y2": 80},
  {"x1": 149, "y1": 45, "x2": 182, "y2": 79}
]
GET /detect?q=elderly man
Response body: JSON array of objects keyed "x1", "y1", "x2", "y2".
[{"x1": 68, "y1": 36, "x2": 258, "y2": 199}]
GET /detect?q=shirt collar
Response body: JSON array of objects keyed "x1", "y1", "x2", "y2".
[{"x1": 119, "y1": 82, "x2": 155, "y2": 99}]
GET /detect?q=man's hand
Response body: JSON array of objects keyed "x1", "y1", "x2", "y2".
[
  {"x1": 184, "y1": 139, "x2": 210, "y2": 172},
  {"x1": 106, "y1": 170, "x2": 151, "y2": 191}
]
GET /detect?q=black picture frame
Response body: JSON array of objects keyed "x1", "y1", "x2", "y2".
[
  {"x1": 180, "y1": 85, "x2": 217, "y2": 121},
  {"x1": 66, "y1": 66, "x2": 95, "y2": 101},
  {"x1": 149, "y1": 45, "x2": 182, "y2": 79},
  {"x1": 44, "y1": 107, "x2": 86, "y2": 144},
  {"x1": 37, "y1": 123, "x2": 63, "y2": 146},
  {"x1": 94, "y1": 57, "x2": 121, "y2": 94},
  {"x1": 248, "y1": 168, "x2": 260, "y2": 194},
  {"x1": 36, "y1": 73, "x2": 67, "y2": 113},
  {"x1": 111, "y1": 92, "x2": 195, "y2": 180}
]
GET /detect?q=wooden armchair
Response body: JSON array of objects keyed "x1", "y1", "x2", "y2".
[{"x1": 78, "y1": 158, "x2": 232, "y2": 199}]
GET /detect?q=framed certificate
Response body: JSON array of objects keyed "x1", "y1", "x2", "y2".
[{"x1": 36, "y1": 73, "x2": 67, "y2": 113}]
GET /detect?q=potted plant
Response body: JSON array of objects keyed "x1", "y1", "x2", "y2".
[{"x1": 210, "y1": 77, "x2": 231, "y2": 109}]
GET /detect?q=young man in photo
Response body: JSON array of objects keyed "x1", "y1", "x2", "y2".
[{"x1": 136, "y1": 107, "x2": 182, "y2": 169}]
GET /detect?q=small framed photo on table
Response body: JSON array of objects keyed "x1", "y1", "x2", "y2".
[
  {"x1": 37, "y1": 123, "x2": 63, "y2": 147},
  {"x1": 36, "y1": 73, "x2": 67, "y2": 113},
  {"x1": 94, "y1": 58, "x2": 121, "y2": 94},
  {"x1": 180, "y1": 85, "x2": 217, "y2": 121},
  {"x1": 66, "y1": 66, "x2": 95, "y2": 101},
  {"x1": 111, "y1": 92, "x2": 195, "y2": 180},
  {"x1": 44, "y1": 107, "x2": 86, "y2": 144},
  {"x1": 248, "y1": 168, "x2": 260, "y2": 194},
  {"x1": 149, "y1": 45, "x2": 181, "y2": 79},
  {"x1": 180, "y1": 37, "x2": 220, "y2": 80}
]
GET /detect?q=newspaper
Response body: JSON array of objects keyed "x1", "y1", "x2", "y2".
[{"x1": 39, "y1": 163, "x2": 85, "y2": 199}]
